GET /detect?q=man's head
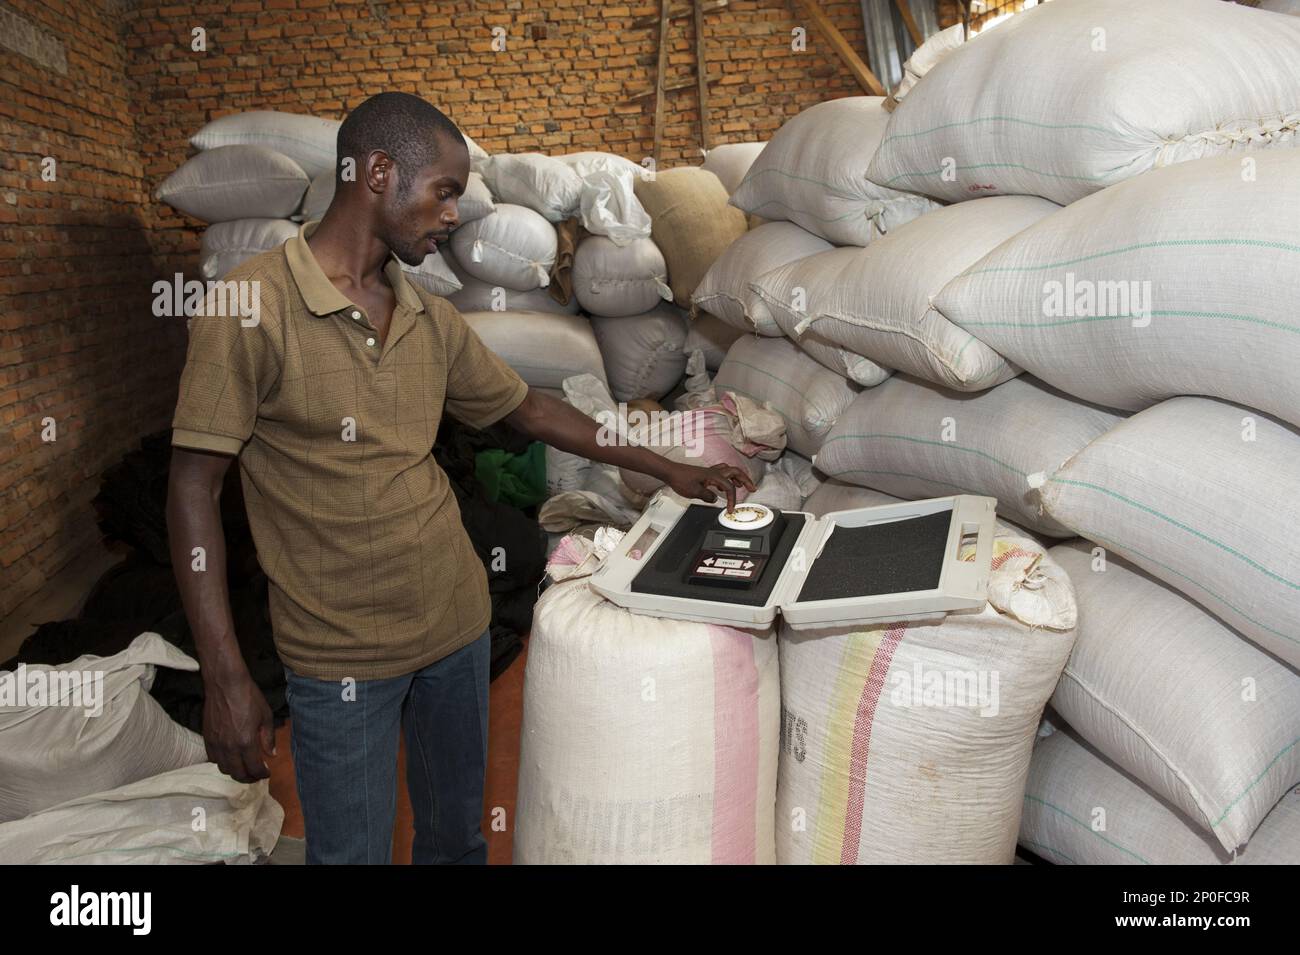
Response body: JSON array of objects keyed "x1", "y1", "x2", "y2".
[{"x1": 335, "y1": 92, "x2": 470, "y2": 266}]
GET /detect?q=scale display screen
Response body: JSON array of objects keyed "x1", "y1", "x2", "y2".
[{"x1": 723, "y1": 538, "x2": 751, "y2": 549}]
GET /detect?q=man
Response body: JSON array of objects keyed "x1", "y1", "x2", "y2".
[{"x1": 166, "y1": 92, "x2": 753, "y2": 865}]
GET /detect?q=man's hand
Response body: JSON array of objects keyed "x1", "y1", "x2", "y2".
[
  {"x1": 663, "y1": 461, "x2": 757, "y2": 511},
  {"x1": 203, "y1": 671, "x2": 276, "y2": 784}
]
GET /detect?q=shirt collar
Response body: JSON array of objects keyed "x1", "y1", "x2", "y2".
[{"x1": 286, "y1": 219, "x2": 426, "y2": 318}]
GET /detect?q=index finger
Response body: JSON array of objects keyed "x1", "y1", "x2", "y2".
[{"x1": 710, "y1": 473, "x2": 737, "y2": 512}]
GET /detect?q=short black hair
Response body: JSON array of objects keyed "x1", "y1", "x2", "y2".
[{"x1": 336, "y1": 92, "x2": 466, "y2": 194}]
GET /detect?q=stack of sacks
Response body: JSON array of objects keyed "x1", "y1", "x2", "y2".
[
  {"x1": 778, "y1": 483, "x2": 1077, "y2": 864},
  {"x1": 730, "y1": 96, "x2": 939, "y2": 246},
  {"x1": 515, "y1": 529, "x2": 780, "y2": 864},
  {"x1": 713, "y1": 335, "x2": 861, "y2": 458},
  {"x1": 160, "y1": 109, "x2": 486, "y2": 286},
  {"x1": 812, "y1": 374, "x2": 1125, "y2": 538},
  {"x1": 460, "y1": 311, "x2": 605, "y2": 401},
  {"x1": 866, "y1": 0, "x2": 1300, "y2": 205},
  {"x1": 1016, "y1": 542, "x2": 1300, "y2": 864},
  {"x1": 855, "y1": 0, "x2": 1300, "y2": 865},
  {"x1": 749, "y1": 195, "x2": 1057, "y2": 389}
]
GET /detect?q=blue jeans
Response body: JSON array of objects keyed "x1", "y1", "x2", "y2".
[{"x1": 283, "y1": 629, "x2": 491, "y2": 865}]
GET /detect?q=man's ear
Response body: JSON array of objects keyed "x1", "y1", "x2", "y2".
[{"x1": 364, "y1": 149, "x2": 394, "y2": 194}]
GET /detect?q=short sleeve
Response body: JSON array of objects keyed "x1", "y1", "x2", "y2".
[
  {"x1": 171, "y1": 279, "x2": 283, "y2": 456},
  {"x1": 441, "y1": 302, "x2": 530, "y2": 430}
]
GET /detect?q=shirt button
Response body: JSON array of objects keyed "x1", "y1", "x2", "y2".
[
  {"x1": 351, "y1": 310, "x2": 362, "y2": 321},
  {"x1": 365, "y1": 337, "x2": 376, "y2": 347}
]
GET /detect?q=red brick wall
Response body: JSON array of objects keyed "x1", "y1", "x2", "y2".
[
  {"x1": 0, "y1": 0, "x2": 188, "y2": 619},
  {"x1": 127, "y1": 0, "x2": 876, "y2": 268},
  {"x1": 1, "y1": 0, "x2": 883, "y2": 617}
]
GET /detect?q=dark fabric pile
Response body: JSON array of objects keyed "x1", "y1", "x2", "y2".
[
  {"x1": 433, "y1": 416, "x2": 549, "y2": 677},
  {"x1": 4, "y1": 422, "x2": 543, "y2": 730}
]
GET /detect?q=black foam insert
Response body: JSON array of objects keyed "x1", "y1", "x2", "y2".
[
  {"x1": 631, "y1": 504, "x2": 806, "y2": 607},
  {"x1": 796, "y1": 509, "x2": 953, "y2": 602}
]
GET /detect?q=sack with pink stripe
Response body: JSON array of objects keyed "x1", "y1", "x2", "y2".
[
  {"x1": 514, "y1": 529, "x2": 780, "y2": 864},
  {"x1": 777, "y1": 487, "x2": 1076, "y2": 864}
]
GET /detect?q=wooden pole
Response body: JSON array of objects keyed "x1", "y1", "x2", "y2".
[
  {"x1": 797, "y1": 0, "x2": 886, "y2": 96},
  {"x1": 653, "y1": 0, "x2": 671, "y2": 166},
  {"x1": 893, "y1": 0, "x2": 924, "y2": 48},
  {"x1": 694, "y1": 0, "x2": 713, "y2": 152}
]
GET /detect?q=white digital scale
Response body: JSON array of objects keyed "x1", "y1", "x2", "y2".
[{"x1": 590, "y1": 492, "x2": 997, "y2": 630}]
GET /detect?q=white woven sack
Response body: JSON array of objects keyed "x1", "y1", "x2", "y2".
[
  {"x1": 0, "y1": 633, "x2": 209, "y2": 823},
  {"x1": 701, "y1": 142, "x2": 767, "y2": 196},
  {"x1": 449, "y1": 204, "x2": 557, "y2": 292},
  {"x1": 515, "y1": 537, "x2": 779, "y2": 864},
  {"x1": 199, "y1": 218, "x2": 299, "y2": 280},
  {"x1": 729, "y1": 96, "x2": 939, "y2": 246},
  {"x1": 190, "y1": 110, "x2": 341, "y2": 179},
  {"x1": 572, "y1": 235, "x2": 671, "y2": 317},
  {"x1": 0, "y1": 765, "x2": 284, "y2": 865},
  {"x1": 936, "y1": 151, "x2": 1300, "y2": 428},
  {"x1": 479, "y1": 153, "x2": 583, "y2": 222},
  {"x1": 460, "y1": 310, "x2": 606, "y2": 391},
  {"x1": 1047, "y1": 541, "x2": 1300, "y2": 853},
  {"x1": 589, "y1": 304, "x2": 688, "y2": 401},
  {"x1": 1041, "y1": 396, "x2": 1300, "y2": 671},
  {"x1": 777, "y1": 531, "x2": 1076, "y2": 864},
  {"x1": 867, "y1": 0, "x2": 1300, "y2": 205},
  {"x1": 713, "y1": 335, "x2": 862, "y2": 458},
  {"x1": 813, "y1": 374, "x2": 1125, "y2": 537},
  {"x1": 400, "y1": 251, "x2": 462, "y2": 298},
  {"x1": 691, "y1": 221, "x2": 832, "y2": 336},
  {"x1": 750, "y1": 196, "x2": 1055, "y2": 391},
  {"x1": 886, "y1": 23, "x2": 965, "y2": 108},
  {"x1": 157, "y1": 145, "x2": 309, "y2": 224},
  {"x1": 1020, "y1": 725, "x2": 1300, "y2": 865}
]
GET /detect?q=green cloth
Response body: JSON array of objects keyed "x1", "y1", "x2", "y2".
[{"x1": 474, "y1": 441, "x2": 548, "y2": 508}]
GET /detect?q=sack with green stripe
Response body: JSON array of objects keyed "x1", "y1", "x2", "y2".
[
  {"x1": 936, "y1": 151, "x2": 1300, "y2": 428},
  {"x1": 729, "y1": 97, "x2": 939, "y2": 247},
  {"x1": 813, "y1": 373, "x2": 1125, "y2": 537},
  {"x1": 1042, "y1": 396, "x2": 1300, "y2": 671},
  {"x1": 1048, "y1": 542, "x2": 1300, "y2": 853},
  {"x1": 1020, "y1": 723, "x2": 1300, "y2": 865},
  {"x1": 749, "y1": 195, "x2": 1057, "y2": 391},
  {"x1": 866, "y1": 0, "x2": 1300, "y2": 206},
  {"x1": 777, "y1": 496, "x2": 1077, "y2": 864},
  {"x1": 713, "y1": 335, "x2": 863, "y2": 458}
]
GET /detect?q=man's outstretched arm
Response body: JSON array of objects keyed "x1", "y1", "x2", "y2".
[{"x1": 502, "y1": 389, "x2": 755, "y2": 511}]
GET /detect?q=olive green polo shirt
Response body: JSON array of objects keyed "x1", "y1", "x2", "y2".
[{"x1": 171, "y1": 220, "x2": 529, "y2": 681}]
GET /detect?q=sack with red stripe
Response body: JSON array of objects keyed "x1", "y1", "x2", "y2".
[
  {"x1": 776, "y1": 495, "x2": 1076, "y2": 864},
  {"x1": 515, "y1": 528, "x2": 780, "y2": 864}
]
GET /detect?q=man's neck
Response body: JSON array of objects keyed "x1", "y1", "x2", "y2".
[{"x1": 307, "y1": 207, "x2": 393, "y2": 292}]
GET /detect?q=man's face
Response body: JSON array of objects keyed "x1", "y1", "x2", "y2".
[{"x1": 381, "y1": 134, "x2": 470, "y2": 267}]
